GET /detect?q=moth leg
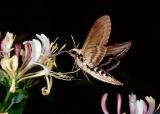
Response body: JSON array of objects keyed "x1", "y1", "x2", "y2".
[
  {"x1": 72, "y1": 61, "x2": 76, "y2": 71},
  {"x1": 72, "y1": 62, "x2": 80, "y2": 78},
  {"x1": 106, "y1": 58, "x2": 120, "y2": 71},
  {"x1": 100, "y1": 58, "x2": 113, "y2": 67},
  {"x1": 82, "y1": 71, "x2": 91, "y2": 83}
]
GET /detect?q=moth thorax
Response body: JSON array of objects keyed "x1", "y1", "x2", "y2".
[{"x1": 69, "y1": 48, "x2": 82, "y2": 57}]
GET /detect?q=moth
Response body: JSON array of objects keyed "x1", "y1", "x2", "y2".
[{"x1": 69, "y1": 15, "x2": 131, "y2": 85}]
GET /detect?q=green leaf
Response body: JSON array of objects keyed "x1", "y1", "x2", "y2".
[
  {"x1": 5, "y1": 89, "x2": 28, "y2": 113},
  {"x1": 8, "y1": 99, "x2": 27, "y2": 114},
  {"x1": 0, "y1": 72, "x2": 8, "y2": 86},
  {"x1": 11, "y1": 93, "x2": 27, "y2": 104}
]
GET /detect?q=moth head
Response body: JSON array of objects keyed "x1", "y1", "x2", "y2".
[{"x1": 69, "y1": 48, "x2": 81, "y2": 57}]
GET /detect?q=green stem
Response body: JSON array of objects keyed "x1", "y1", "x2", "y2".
[
  {"x1": 0, "y1": 91, "x2": 11, "y2": 112},
  {"x1": 4, "y1": 91, "x2": 10, "y2": 104}
]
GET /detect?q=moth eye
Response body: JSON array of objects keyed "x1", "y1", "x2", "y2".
[{"x1": 70, "y1": 50, "x2": 77, "y2": 55}]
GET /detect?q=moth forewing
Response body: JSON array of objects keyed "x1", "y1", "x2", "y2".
[
  {"x1": 82, "y1": 15, "x2": 111, "y2": 54},
  {"x1": 82, "y1": 46, "x2": 108, "y2": 68}
]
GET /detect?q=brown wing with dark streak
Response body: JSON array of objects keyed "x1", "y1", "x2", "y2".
[
  {"x1": 81, "y1": 15, "x2": 111, "y2": 68},
  {"x1": 82, "y1": 15, "x2": 111, "y2": 51},
  {"x1": 105, "y1": 41, "x2": 131, "y2": 59}
]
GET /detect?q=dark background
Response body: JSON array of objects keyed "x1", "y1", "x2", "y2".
[{"x1": 0, "y1": 0, "x2": 160, "y2": 114}]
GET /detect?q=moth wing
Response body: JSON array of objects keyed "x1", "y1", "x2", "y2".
[
  {"x1": 82, "y1": 46, "x2": 107, "y2": 68},
  {"x1": 105, "y1": 41, "x2": 131, "y2": 59},
  {"x1": 82, "y1": 15, "x2": 111, "y2": 52},
  {"x1": 81, "y1": 15, "x2": 111, "y2": 67}
]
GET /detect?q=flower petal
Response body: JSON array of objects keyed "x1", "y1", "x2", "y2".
[
  {"x1": 41, "y1": 76, "x2": 52, "y2": 96},
  {"x1": 154, "y1": 103, "x2": 160, "y2": 114},
  {"x1": 143, "y1": 100, "x2": 147, "y2": 114},
  {"x1": 117, "y1": 93, "x2": 122, "y2": 114},
  {"x1": 24, "y1": 39, "x2": 42, "y2": 70},
  {"x1": 21, "y1": 42, "x2": 32, "y2": 65},
  {"x1": 101, "y1": 93, "x2": 110, "y2": 114},
  {"x1": 14, "y1": 43, "x2": 21, "y2": 57},
  {"x1": 129, "y1": 93, "x2": 137, "y2": 114},
  {"x1": 145, "y1": 96, "x2": 155, "y2": 114},
  {"x1": 30, "y1": 39, "x2": 42, "y2": 62},
  {"x1": 36, "y1": 34, "x2": 50, "y2": 55},
  {"x1": 1, "y1": 58, "x2": 9, "y2": 71},
  {"x1": 1, "y1": 32, "x2": 14, "y2": 53},
  {"x1": 10, "y1": 55, "x2": 18, "y2": 71},
  {"x1": 136, "y1": 99, "x2": 144, "y2": 114}
]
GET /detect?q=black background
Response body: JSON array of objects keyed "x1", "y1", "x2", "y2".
[{"x1": 0, "y1": 0, "x2": 160, "y2": 114}]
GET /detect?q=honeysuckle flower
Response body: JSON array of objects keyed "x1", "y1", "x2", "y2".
[
  {"x1": 145, "y1": 96, "x2": 155, "y2": 114},
  {"x1": 0, "y1": 32, "x2": 75, "y2": 96},
  {"x1": 36, "y1": 34, "x2": 56, "y2": 70},
  {"x1": 18, "y1": 34, "x2": 73, "y2": 95},
  {"x1": 117, "y1": 94, "x2": 122, "y2": 114},
  {"x1": 101, "y1": 93, "x2": 160, "y2": 114},
  {"x1": 1, "y1": 55, "x2": 18, "y2": 93},
  {"x1": 0, "y1": 33, "x2": 46, "y2": 93},
  {"x1": 129, "y1": 94, "x2": 160, "y2": 114},
  {"x1": 0, "y1": 32, "x2": 15, "y2": 57},
  {"x1": 17, "y1": 34, "x2": 61, "y2": 95},
  {"x1": 101, "y1": 93, "x2": 109, "y2": 114},
  {"x1": 129, "y1": 94, "x2": 137, "y2": 114},
  {"x1": 101, "y1": 93, "x2": 122, "y2": 114},
  {"x1": 136, "y1": 100, "x2": 144, "y2": 114},
  {"x1": 0, "y1": 32, "x2": 78, "y2": 113},
  {"x1": 35, "y1": 34, "x2": 71, "y2": 95}
]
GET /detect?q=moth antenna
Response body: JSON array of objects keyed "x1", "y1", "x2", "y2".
[
  {"x1": 71, "y1": 34, "x2": 77, "y2": 48},
  {"x1": 77, "y1": 43, "x2": 80, "y2": 48}
]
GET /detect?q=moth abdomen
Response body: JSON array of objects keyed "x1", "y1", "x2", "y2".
[
  {"x1": 93, "y1": 67, "x2": 101, "y2": 72},
  {"x1": 93, "y1": 67, "x2": 107, "y2": 76}
]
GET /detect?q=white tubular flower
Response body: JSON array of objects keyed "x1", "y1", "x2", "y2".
[
  {"x1": 117, "y1": 94, "x2": 122, "y2": 114},
  {"x1": 23, "y1": 39, "x2": 42, "y2": 71},
  {"x1": 0, "y1": 32, "x2": 72, "y2": 95},
  {"x1": 36, "y1": 34, "x2": 51, "y2": 55},
  {"x1": 129, "y1": 94, "x2": 160, "y2": 114},
  {"x1": 136, "y1": 100, "x2": 144, "y2": 114},
  {"x1": 129, "y1": 94, "x2": 137, "y2": 114},
  {"x1": 101, "y1": 93, "x2": 122, "y2": 114},
  {"x1": 101, "y1": 93, "x2": 110, "y2": 114},
  {"x1": 101, "y1": 93, "x2": 160, "y2": 114},
  {"x1": 0, "y1": 55, "x2": 18, "y2": 93},
  {"x1": 0, "y1": 33, "x2": 47, "y2": 94},
  {"x1": 1, "y1": 32, "x2": 14, "y2": 54},
  {"x1": 145, "y1": 96, "x2": 155, "y2": 114}
]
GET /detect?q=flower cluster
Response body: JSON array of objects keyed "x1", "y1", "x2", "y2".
[
  {"x1": 101, "y1": 93, "x2": 160, "y2": 114},
  {"x1": 0, "y1": 32, "x2": 77, "y2": 113},
  {"x1": 0, "y1": 32, "x2": 73, "y2": 95}
]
